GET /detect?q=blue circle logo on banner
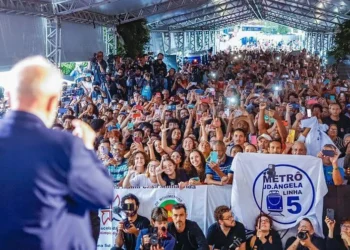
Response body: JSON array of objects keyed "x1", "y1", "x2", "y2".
[{"x1": 252, "y1": 164, "x2": 315, "y2": 225}]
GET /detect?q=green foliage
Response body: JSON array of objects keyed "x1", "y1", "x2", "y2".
[
  {"x1": 117, "y1": 19, "x2": 150, "y2": 58},
  {"x1": 60, "y1": 62, "x2": 76, "y2": 75},
  {"x1": 117, "y1": 40, "x2": 126, "y2": 57},
  {"x1": 81, "y1": 62, "x2": 88, "y2": 67},
  {"x1": 261, "y1": 22, "x2": 291, "y2": 35},
  {"x1": 329, "y1": 20, "x2": 350, "y2": 60},
  {"x1": 276, "y1": 25, "x2": 290, "y2": 35}
]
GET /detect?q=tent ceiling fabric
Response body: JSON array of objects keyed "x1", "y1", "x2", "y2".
[{"x1": 0, "y1": 0, "x2": 349, "y2": 31}]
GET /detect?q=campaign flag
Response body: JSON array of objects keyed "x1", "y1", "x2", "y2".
[{"x1": 231, "y1": 153, "x2": 328, "y2": 237}]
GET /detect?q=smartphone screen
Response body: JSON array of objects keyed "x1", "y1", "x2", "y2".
[
  {"x1": 326, "y1": 208, "x2": 335, "y2": 221},
  {"x1": 322, "y1": 150, "x2": 335, "y2": 157},
  {"x1": 210, "y1": 151, "x2": 218, "y2": 163},
  {"x1": 329, "y1": 95, "x2": 336, "y2": 101},
  {"x1": 307, "y1": 109, "x2": 312, "y2": 118},
  {"x1": 250, "y1": 135, "x2": 257, "y2": 146},
  {"x1": 127, "y1": 122, "x2": 134, "y2": 130},
  {"x1": 287, "y1": 129, "x2": 296, "y2": 143}
]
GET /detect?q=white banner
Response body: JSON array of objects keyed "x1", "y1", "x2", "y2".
[
  {"x1": 231, "y1": 153, "x2": 328, "y2": 237},
  {"x1": 97, "y1": 186, "x2": 232, "y2": 250}
]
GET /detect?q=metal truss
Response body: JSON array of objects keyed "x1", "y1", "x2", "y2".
[
  {"x1": 46, "y1": 16, "x2": 62, "y2": 66},
  {"x1": 168, "y1": 3, "x2": 249, "y2": 30},
  {"x1": 174, "y1": 32, "x2": 184, "y2": 67},
  {"x1": 203, "y1": 30, "x2": 210, "y2": 50},
  {"x1": 304, "y1": 32, "x2": 335, "y2": 56},
  {"x1": 188, "y1": 31, "x2": 195, "y2": 52},
  {"x1": 118, "y1": 0, "x2": 207, "y2": 25},
  {"x1": 185, "y1": 10, "x2": 253, "y2": 29},
  {"x1": 103, "y1": 27, "x2": 117, "y2": 55},
  {"x1": 60, "y1": 10, "x2": 114, "y2": 25},
  {"x1": 265, "y1": 0, "x2": 349, "y2": 22},
  {"x1": 0, "y1": 0, "x2": 52, "y2": 17},
  {"x1": 205, "y1": 15, "x2": 254, "y2": 30},
  {"x1": 162, "y1": 32, "x2": 171, "y2": 54},
  {"x1": 148, "y1": 0, "x2": 245, "y2": 30},
  {"x1": 244, "y1": 0, "x2": 262, "y2": 20},
  {"x1": 210, "y1": 30, "x2": 215, "y2": 50},
  {"x1": 52, "y1": 0, "x2": 121, "y2": 15},
  {"x1": 196, "y1": 31, "x2": 203, "y2": 51},
  {"x1": 263, "y1": 10, "x2": 330, "y2": 32},
  {"x1": 262, "y1": 0, "x2": 341, "y2": 30}
]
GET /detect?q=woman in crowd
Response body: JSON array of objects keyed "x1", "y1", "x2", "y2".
[
  {"x1": 123, "y1": 160, "x2": 160, "y2": 188},
  {"x1": 170, "y1": 150, "x2": 184, "y2": 169},
  {"x1": 325, "y1": 216, "x2": 350, "y2": 250},
  {"x1": 156, "y1": 158, "x2": 189, "y2": 188},
  {"x1": 186, "y1": 149, "x2": 207, "y2": 185},
  {"x1": 247, "y1": 214, "x2": 282, "y2": 250},
  {"x1": 128, "y1": 151, "x2": 149, "y2": 176}
]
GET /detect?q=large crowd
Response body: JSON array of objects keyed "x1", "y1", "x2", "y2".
[{"x1": 1, "y1": 48, "x2": 350, "y2": 250}]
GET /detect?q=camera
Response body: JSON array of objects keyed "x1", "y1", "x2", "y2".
[
  {"x1": 143, "y1": 227, "x2": 166, "y2": 250},
  {"x1": 220, "y1": 236, "x2": 242, "y2": 250},
  {"x1": 297, "y1": 231, "x2": 308, "y2": 240},
  {"x1": 123, "y1": 218, "x2": 131, "y2": 229},
  {"x1": 267, "y1": 164, "x2": 276, "y2": 178}
]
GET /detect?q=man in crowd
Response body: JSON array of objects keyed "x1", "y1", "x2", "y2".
[
  {"x1": 286, "y1": 218, "x2": 325, "y2": 250},
  {"x1": 168, "y1": 203, "x2": 209, "y2": 250},
  {"x1": 0, "y1": 56, "x2": 114, "y2": 249},
  {"x1": 205, "y1": 140, "x2": 233, "y2": 185},
  {"x1": 115, "y1": 194, "x2": 150, "y2": 250},
  {"x1": 135, "y1": 207, "x2": 175, "y2": 250},
  {"x1": 206, "y1": 205, "x2": 246, "y2": 250}
]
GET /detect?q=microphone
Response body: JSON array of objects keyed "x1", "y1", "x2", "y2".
[{"x1": 112, "y1": 206, "x2": 122, "y2": 214}]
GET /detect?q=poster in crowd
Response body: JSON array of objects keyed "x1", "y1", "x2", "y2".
[
  {"x1": 97, "y1": 186, "x2": 231, "y2": 249},
  {"x1": 231, "y1": 153, "x2": 328, "y2": 237}
]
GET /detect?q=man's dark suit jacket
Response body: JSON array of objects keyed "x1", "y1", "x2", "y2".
[{"x1": 0, "y1": 111, "x2": 114, "y2": 250}]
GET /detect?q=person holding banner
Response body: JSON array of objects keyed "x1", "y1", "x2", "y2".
[{"x1": 317, "y1": 144, "x2": 344, "y2": 186}]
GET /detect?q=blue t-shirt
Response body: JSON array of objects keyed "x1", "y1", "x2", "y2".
[
  {"x1": 205, "y1": 156, "x2": 234, "y2": 181},
  {"x1": 323, "y1": 165, "x2": 345, "y2": 185}
]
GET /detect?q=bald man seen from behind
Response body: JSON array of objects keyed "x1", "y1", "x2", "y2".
[{"x1": 0, "y1": 57, "x2": 114, "y2": 250}]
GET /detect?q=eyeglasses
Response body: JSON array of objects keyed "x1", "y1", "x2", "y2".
[
  {"x1": 222, "y1": 213, "x2": 235, "y2": 221},
  {"x1": 341, "y1": 224, "x2": 350, "y2": 229}
]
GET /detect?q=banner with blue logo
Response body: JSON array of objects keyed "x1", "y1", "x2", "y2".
[{"x1": 231, "y1": 153, "x2": 328, "y2": 236}]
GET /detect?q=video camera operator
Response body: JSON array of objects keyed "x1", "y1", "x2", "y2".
[
  {"x1": 88, "y1": 51, "x2": 107, "y2": 76},
  {"x1": 286, "y1": 218, "x2": 325, "y2": 250},
  {"x1": 114, "y1": 194, "x2": 150, "y2": 250},
  {"x1": 168, "y1": 203, "x2": 209, "y2": 250},
  {"x1": 136, "y1": 207, "x2": 175, "y2": 250},
  {"x1": 207, "y1": 205, "x2": 246, "y2": 250},
  {"x1": 153, "y1": 53, "x2": 167, "y2": 78},
  {"x1": 109, "y1": 68, "x2": 127, "y2": 100},
  {"x1": 90, "y1": 82, "x2": 107, "y2": 100}
]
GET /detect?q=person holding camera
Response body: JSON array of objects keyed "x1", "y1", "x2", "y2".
[
  {"x1": 167, "y1": 203, "x2": 209, "y2": 250},
  {"x1": 135, "y1": 207, "x2": 176, "y2": 250},
  {"x1": 285, "y1": 218, "x2": 325, "y2": 250},
  {"x1": 114, "y1": 194, "x2": 150, "y2": 250},
  {"x1": 206, "y1": 205, "x2": 246, "y2": 250},
  {"x1": 325, "y1": 216, "x2": 350, "y2": 250}
]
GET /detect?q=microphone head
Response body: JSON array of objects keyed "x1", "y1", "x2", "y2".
[{"x1": 112, "y1": 206, "x2": 122, "y2": 214}]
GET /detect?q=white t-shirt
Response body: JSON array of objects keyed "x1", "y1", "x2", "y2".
[{"x1": 130, "y1": 174, "x2": 158, "y2": 187}]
